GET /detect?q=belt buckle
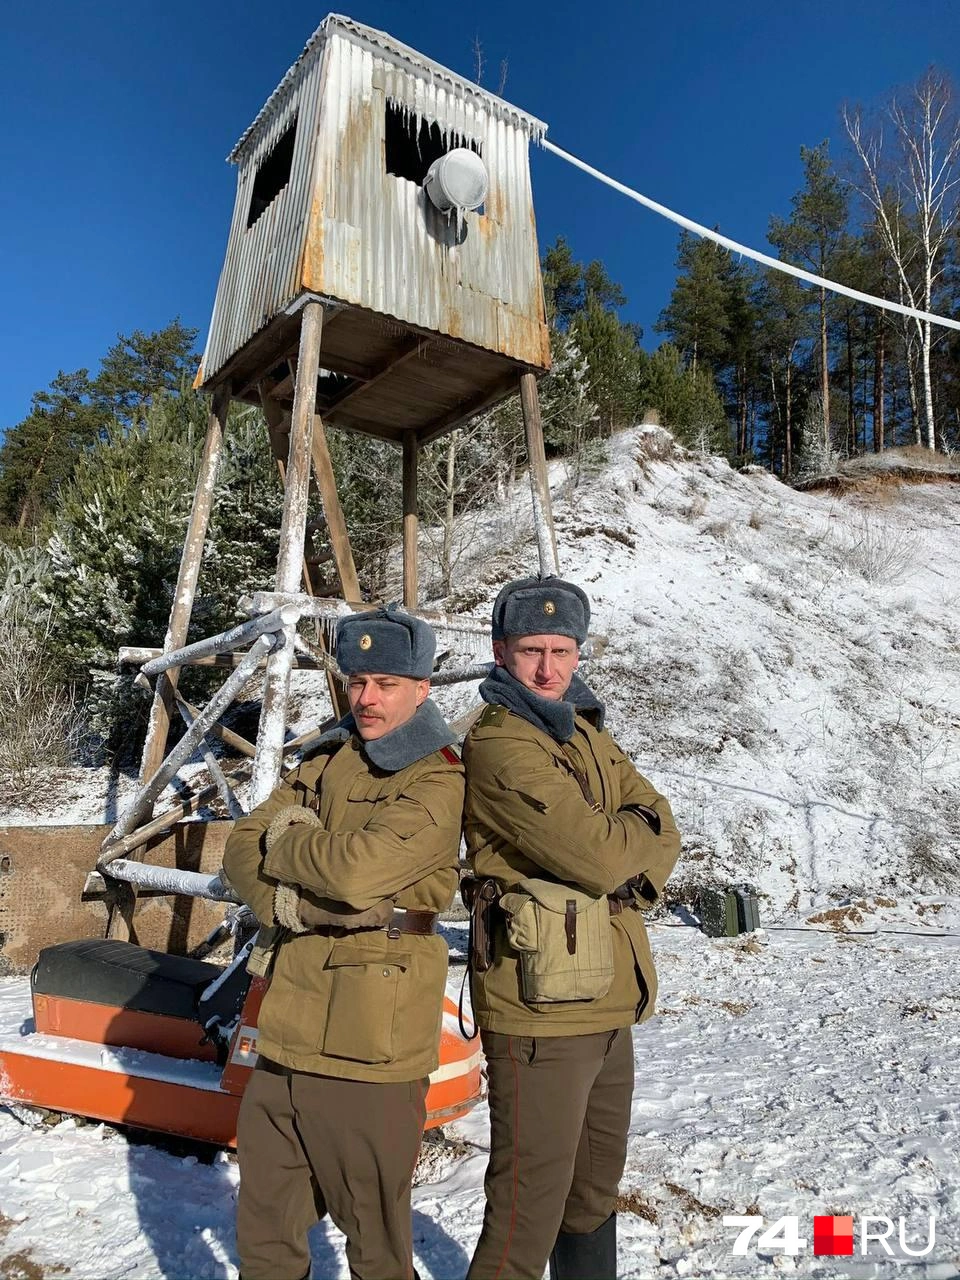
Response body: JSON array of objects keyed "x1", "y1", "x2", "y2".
[{"x1": 386, "y1": 923, "x2": 402, "y2": 939}]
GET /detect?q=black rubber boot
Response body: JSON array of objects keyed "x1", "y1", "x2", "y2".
[{"x1": 548, "y1": 1212, "x2": 617, "y2": 1280}]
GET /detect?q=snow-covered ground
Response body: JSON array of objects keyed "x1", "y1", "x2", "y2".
[
  {"x1": 1, "y1": 924, "x2": 958, "y2": 1278},
  {"x1": 2, "y1": 427, "x2": 959, "y2": 1276}
]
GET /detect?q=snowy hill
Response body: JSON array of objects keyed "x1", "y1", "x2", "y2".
[
  {"x1": 426, "y1": 425, "x2": 960, "y2": 925},
  {"x1": 3, "y1": 425, "x2": 958, "y2": 929},
  {"x1": 1, "y1": 428, "x2": 959, "y2": 1278}
]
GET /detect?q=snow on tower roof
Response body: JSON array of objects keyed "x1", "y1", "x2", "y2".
[{"x1": 228, "y1": 13, "x2": 548, "y2": 164}]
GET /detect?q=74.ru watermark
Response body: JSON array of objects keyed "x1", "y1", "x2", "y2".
[{"x1": 723, "y1": 1213, "x2": 937, "y2": 1258}]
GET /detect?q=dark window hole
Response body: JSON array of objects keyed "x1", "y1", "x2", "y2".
[
  {"x1": 247, "y1": 116, "x2": 298, "y2": 229},
  {"x1": 384, "y1": 100, "x2": 481, "y2": 186}
]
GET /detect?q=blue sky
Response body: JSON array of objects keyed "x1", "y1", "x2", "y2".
[{"x1": 3, "y1": 0, "x2": 960, "y2": 431}]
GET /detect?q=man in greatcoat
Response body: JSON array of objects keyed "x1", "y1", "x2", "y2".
[
  {"x1": 462, "y1": 575, "x2": 680, "y2": 1280},
  {"x1": 222, "y1": 605, "x2": 464, "y2": 1280}
]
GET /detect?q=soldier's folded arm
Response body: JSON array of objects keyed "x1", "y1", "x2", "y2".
[
  {"x1": 221, "y1": 774, "x2": 306, "y2": 923},
  {"x1": 467, "y1": 736, "x2": 677, "y2": 896},
  {"x1": 613, "y1": 751, "x2": 681, "y2": 904},
  {"x1": 261, "y1": 772, "x2": 462, "y2": 910}
]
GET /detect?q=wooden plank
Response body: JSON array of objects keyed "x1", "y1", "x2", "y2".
[
  {"x1": 323, "y1": 337, "x2": 427, "y2": 413},
  {"x1": 519, "y1": 371, "x2": 560, "y2": 573},
  {"x1": 173, "y1": 690, "x2": 255, "y2": 758},
  {"x1": 0, "y1": 822, "x2": 235, "y2": 973},
  {"x1": 402, "y1": 434, "x2": 419, "y2": 610},
  {"x1": 120, "y1": 647, "x2": 325, "y2": 671},
  {"x1": 419, "y1": 371, "x2": 522, "y2": 444},
  {"x1": 137, "y1": 385, "x2": 231, "y2": 799},
  {"x1": 309, "y1": 413, "x2": 361, "y2": 608}
]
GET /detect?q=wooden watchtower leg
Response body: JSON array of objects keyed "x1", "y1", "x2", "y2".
[
  {"x1": 519, "y1": 371, "x2": 560, "y2": 575},
  {"x1": 138, "y1": 382, "x2": 232, "y2": 802},
  {"x1": 402, "y1": 433, "x2": 419, "y2": 609},
  {"x1": 250, "y1": 302, "x2": 324, "y2": 807},
  {"x1": 108, "y1": 383, "x2": 231, "y2": 940},
  {"x1": 310, "y1": 412, "x2": 361, "y2": 604}
]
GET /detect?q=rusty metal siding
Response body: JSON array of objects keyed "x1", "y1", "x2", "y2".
[
  {"x1": 307, "y1": 29, "x2": 549, "y2": 366},
  {"x1": 201, "y1": 17, "x2": 550, "y2": 382},
  {"x1": 201, "y1": 41, "x2": 327, "y2": 383}
]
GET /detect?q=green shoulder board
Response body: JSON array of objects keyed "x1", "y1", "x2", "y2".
[{"x1": 476, "y1": 703, "x2": 508, "y2": 729}]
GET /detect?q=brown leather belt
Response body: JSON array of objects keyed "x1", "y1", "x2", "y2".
[
  {"x1": 386, "y1": 909, "x2": 439, "y2": 937},
  {"x1": 310, "y1": 909, "x2": 439, "y2": 938}
]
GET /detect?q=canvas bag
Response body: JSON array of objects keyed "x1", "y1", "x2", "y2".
[{"x1": 500, "y1": 877, "x2": 614, "y2": 1003}]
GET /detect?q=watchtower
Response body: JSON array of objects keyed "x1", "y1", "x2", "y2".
[
  {"x1": 198, "y1": 13, "x2": 556, "y2": 603},
  {"x1": 122, "y1": 14, "x2": 559, "y2": 867}
]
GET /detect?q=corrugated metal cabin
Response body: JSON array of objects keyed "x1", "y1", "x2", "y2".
[{"x1": 198, "y1": 13, "x2": 551, "y2": 443}]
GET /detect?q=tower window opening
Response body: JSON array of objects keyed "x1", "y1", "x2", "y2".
[
  {"x1": 384, "y1": 100, "x2": 480, "y2": 185},
  {"x1": 247, "y1": 116, "x2": 298, "y2": 228}
]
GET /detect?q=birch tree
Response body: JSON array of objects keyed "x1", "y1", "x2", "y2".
[{"x1": 844, "y1": 70, "x2": 960, "y2": 450}]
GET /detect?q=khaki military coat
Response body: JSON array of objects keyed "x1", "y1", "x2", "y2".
[
  {"x1": 223, "y1": 734, "x2": 464, "y2": 1082},
  {"x1": 463, "y1": 706, "x2": 680, "y2": 1036}
]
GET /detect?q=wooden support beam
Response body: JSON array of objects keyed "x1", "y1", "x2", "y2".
[
  {"x1": 308, "y1": 415, "x2": 361, "y2": 605},
  {"x1": 263, "y1": 375, "x2": 354, "y2": 721},
  {"x1": 519, "y1": 371, "x2": 560, "y2": 575},
  {"x1": 402, "y1": 433, "x2": 419, "y2": 610},
  {"x1": 137, "y1": 383, "x2": 231, "y2": 810},
  {"x1": 120, "y1": 646, "x2": 325, "y2": 672},
  {"x1": 323, "y1": 337, "x2": 426, "y2": 414},
  {"x1": 251, "y1": 304, "x2": 324, "y2": 807},
  {"x1": 258, "y1": 384, "x2": 291, "y2": 469},
  {"x1": 259, "y1": 383, "x2": 315, "y2": 596},
  {"x1": 173, "y1": 690, "x2": 256, "y2": 758}
]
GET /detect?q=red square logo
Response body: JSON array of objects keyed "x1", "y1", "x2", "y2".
[{"x1": 814, "y1": 1215, "x2": 854, "y2": 1256}]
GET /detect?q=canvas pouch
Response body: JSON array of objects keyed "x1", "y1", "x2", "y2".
[{"x1": 499, "y1": 877, "x2": 614, "y2": 1004}]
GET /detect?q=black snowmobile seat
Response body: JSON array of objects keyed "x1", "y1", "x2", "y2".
[{"x1": 32, "y1": 939, "x2": 224, "y2": 1021}]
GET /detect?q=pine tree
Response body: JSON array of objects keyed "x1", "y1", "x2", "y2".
[
  {"x1": 641, "y1": 344, "x2": 727, "y2": 452},
  {"x1": 769, "y1": 142, "x2": 848, "y2": 449},
  {"x1": 753, "y1": 269, "x2": 812, "y2": 476},
  {"x1": 541, "y1": 237, "x2": 584, "y2": 329},
  {"x1": 33, "y1": 392, "x2": 205, "y2": 750},
  {"x1": 656, "y1": 232, "x2": 732, "y2": 375},
  {"x1": 0, "y1": 370, "x2": 105, "y2": 529},
  {"x1": 92, "y1": 319, "x2": 199, "y2": 425}
]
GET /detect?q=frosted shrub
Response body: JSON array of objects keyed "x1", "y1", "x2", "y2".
[
  {"x1": 796, "y1": 400, "x2": 841, "y2": 481},
  {"x1": 844, "y1": 513, "x2": 920, "y2": 585},
  {"x1": 0, "y1": 601, "x2": 84, "y2": 801}
]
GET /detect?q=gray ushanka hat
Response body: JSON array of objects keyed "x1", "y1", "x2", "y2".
[
  {"x1": 336, "y1": 605, "x2": 436, "y2": 678},
  {"x1": 491, "y1": 575, "x2": 590, "y2": 645}
]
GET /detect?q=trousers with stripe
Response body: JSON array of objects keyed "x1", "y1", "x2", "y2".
[
  {"x1": 467, "y1": 1027, "x2": 634, "y2": 1280},
  {"x1": 236, "y1": 1059, "x2": 428, "y2": 1280}
]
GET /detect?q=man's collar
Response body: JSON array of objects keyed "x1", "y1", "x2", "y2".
[
  {"x1": 478, "y1": 665, "x2": 605, "y2": 743},
  {"x1": 341, "y1": 698, "x2": 457, "y2": 773}
]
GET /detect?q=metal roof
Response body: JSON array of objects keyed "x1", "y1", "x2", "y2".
[{"x1": 228, "y1": 12, "x2": 548, "y2": 164}]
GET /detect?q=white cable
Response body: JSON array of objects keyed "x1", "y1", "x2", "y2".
[{"x1": 542, "y1": 138, "x2": 960, "y2": 334}]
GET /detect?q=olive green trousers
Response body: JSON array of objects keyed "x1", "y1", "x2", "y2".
[
  {"x1": 236, "y1": 1059, "x2": 428, "y2": 1280},
  {"x1": 467, "y1": 1027, "x2": 634, "y2": 1280}
]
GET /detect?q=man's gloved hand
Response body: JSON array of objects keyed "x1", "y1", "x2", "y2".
[
  {"x1": 265, "y1": 804, "x2": 322, "y2": 851},
  {"x1": 266, "y1": 806, "x2": 323, "y2": 934},
  {"x1": 264, "y1": 805, "x2": 395, "y2": 933},
  {"x1": 610, "y1": 871, "x2": 659, "y2": 906}
]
